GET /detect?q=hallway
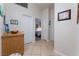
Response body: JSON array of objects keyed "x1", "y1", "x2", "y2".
[{"x1": 24, "y1": 40, "x2": 59, "y2": 56}]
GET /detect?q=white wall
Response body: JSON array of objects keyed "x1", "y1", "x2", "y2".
[
  {"x1": 54, "y1": 3, "x2": 78, "y2": 56},
  {"x1": 49, "y1": 7, "x2": 54, "y2": 41},
  {"x1": 41, "y1": 7, "x2": 54, "y2": 41},
  {"x1": 4, "y1": 3, "x2": 41, "y2": 31},
  {"x1": 3, "y1": 3, "x2": 42, "y2": 44},
  {"x1": 76, "y1": 4, "x2": 79, "y2": 56},
  {"x1": 77, "y1": 23, "x2": 79, "y2": 55},
  {"x1": 41, "y1": 8, "x2": 49, "y2": 41}
]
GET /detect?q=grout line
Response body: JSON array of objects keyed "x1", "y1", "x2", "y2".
[{"x1": 24, "y1": 40, "x2": 54, "y2": 56}]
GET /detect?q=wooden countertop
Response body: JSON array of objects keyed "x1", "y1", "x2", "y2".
[{"x1": 2, "y1": 32, "x2": 24, "y2": 37}]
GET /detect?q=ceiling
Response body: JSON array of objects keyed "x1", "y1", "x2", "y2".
[
  {"x1": 34, "y1": 3, "x2": 54, "y2": 10},
  {"x1": 15, "y1": 3, "x2": 54, "y2": 10},
  {"x1": 16, "y1": 3, "x2": 28, "y2": 8}
]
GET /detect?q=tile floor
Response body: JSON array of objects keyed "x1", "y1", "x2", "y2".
[{"x1": 23, "y1": 40, "x2": 60, "y2": 56}]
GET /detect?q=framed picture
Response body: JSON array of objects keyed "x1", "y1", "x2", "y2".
[
  {"x1": 77, "y1": 3, "x2": 79, "y2": 24},
  {"x1": 58, "y1": 9, "x2": 71, "y2": 21},
  {"x1": 10, "y1": 19, "x2": 18, "y2": 25}
]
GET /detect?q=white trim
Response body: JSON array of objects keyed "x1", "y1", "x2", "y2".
[
  {"x1": 54, "y1": 50, "x2": 66, "y2": 56},
  {"x1": 42, "y1": 39, "x2": 49, "y2": 42},
  {"x1": 46, "y1": 39, "x2": 49, "y2": 42},
  {"x1": 31, "y1": 17, "x2": 35, "y2": 45}
]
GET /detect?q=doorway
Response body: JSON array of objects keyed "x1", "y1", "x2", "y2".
[{"x1": 35, "y1": 18, "x2": 42, "y2": 41}]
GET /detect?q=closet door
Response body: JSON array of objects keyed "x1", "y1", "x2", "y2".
[{"x1": 21, "y1": 16, "x2": 35, "y2": 44}]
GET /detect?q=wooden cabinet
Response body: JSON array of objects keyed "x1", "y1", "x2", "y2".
[{"x1": 2, "y1": 32, "x2": 24, "y2": 56}]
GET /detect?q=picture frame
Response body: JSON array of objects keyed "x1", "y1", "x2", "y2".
[
  {"x1": 10, "y1": 19, "x2": 18, "y2": 25},
  {"x1": 58, "y1": 9, "x2": 71, "y2": 21},
  {"x1": 77, "y1": 3, "x2": 79, "y2": 24}
]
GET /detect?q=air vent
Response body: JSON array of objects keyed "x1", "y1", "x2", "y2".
[{"x1": 16, "y1": 3, "x2": 28, "y2": 8}]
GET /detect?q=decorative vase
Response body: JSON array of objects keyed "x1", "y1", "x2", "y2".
[{"x1": 5, "y1": 24, "x2": 9, "y2": 33}]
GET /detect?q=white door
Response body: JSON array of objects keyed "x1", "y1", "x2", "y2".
[
  {"x1": 21, "y1": 16, "x2": 35, "y2": 44},
  {"x1": 49, "y1": 19, "x2": 54, "y2": 41}
]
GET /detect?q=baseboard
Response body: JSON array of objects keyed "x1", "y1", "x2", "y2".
[
  {"x1": 54, "y1": 50, "x2": 66, "y2": 56},
  {"x1": 42, "y1": 39, "x2": 49, "y2": 42},
  {"x1": 32, "y1": 40, "x2": 35, "y2": 43}
]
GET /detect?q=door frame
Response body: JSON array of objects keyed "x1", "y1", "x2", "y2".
[{"x1": 35, "y1": 18, "x2": 42, "y2": 41}]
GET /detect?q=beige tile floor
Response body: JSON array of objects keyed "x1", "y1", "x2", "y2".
[{"x1": 23, "y1": 40, "x2": 60, "y2": 56}]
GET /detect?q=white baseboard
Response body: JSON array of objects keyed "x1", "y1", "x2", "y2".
[
  {"x1": 32, "y1": 40, "x2": 35, "y2": 43},
  {"x1": 54, "y1": 50, "x2": 66, "y2": 56},
  {"x1": 46, "y1": 39, "x2": 49, "y2": 42}
]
